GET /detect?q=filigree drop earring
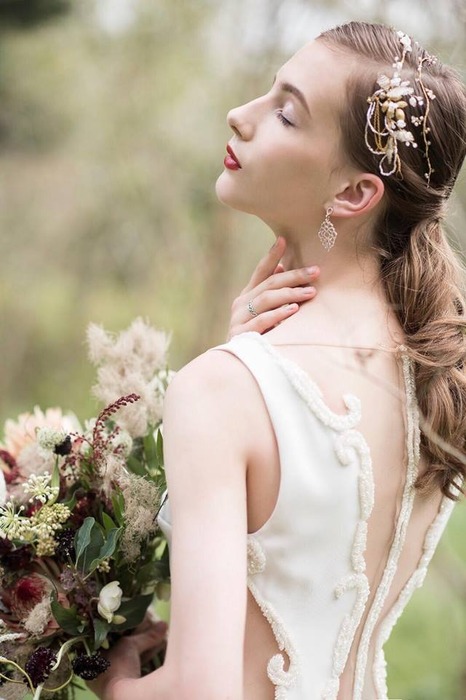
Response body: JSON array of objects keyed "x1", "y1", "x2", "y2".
[{"x1": 317, "y1": 207, "x2": 338, "y2": 251}]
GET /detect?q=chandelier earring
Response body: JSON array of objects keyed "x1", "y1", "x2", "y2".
[{"x1": 317, "y1": 207, "x2": 338, "y2": 251}]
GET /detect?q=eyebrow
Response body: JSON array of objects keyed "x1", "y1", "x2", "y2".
[{"x1": 272, "y1": 74, "x2": 311, "y2": 116}]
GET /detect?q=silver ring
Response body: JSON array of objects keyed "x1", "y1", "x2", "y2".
[{"x1": 247, "y1": 299, "x2": 258, "y2": 317}]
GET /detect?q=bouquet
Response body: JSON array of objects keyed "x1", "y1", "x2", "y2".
[{"x1": 0, "y1": 319, "x2": 174, "y2": 699}]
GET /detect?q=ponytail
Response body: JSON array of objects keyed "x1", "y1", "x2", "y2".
[{"x1": 380, "y1": 218, "x2": 466, "y2": 499}]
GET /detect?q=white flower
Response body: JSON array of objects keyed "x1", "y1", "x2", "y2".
[
  {"x1": 23, "y1": 472, "x2": 58, "y2": 504},
  {"x1": 36, "y1": 427, "x2": 68, "y2": 457},
  {"x1": 98, "y1": 581, "x2": 124, "y2": 623}
]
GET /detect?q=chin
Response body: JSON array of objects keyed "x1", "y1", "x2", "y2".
[{"x1": 215, "y1": 171, "x2": 260, "y2": 216}]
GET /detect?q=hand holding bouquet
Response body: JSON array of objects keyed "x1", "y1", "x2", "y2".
[{"x1": 0, "y1": 319, "x2": 174, "y2": 699}]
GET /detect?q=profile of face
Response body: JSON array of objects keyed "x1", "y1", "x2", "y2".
[{"x1": 215, "y1": 40, "x2": 359, "y2": 231}]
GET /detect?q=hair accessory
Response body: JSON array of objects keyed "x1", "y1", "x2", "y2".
[
  {"x1": 247, "y1": 299, "x2": 258, "y2": 317},
  {"x1": 318, "y1": 207, "x2": 338, "y2": 251},
  {"x1": 365, "y1": 30, "x2": 437, "y2": 185}
]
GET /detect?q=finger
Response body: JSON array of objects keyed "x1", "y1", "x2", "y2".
[
  {"x1": 241, "y1": 236, "x2": 286, "y2": 294},
  {"x1": 129, "y1": 623, "x2": 169, "y2": 656},
  {"x1": 230, "y1": 303, "x2": 300, "y2": 337},
  {"x1": 239, "y1": 266, "x2": 320, "y2": 310}
]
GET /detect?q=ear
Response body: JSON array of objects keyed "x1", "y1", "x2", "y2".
[{"x1": 330, "y1": 173, "x2": 384, "y2": 219}]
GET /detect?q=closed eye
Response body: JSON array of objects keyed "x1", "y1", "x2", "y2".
[{"x1": 276, "y1": 110, "x2": 294, "y2": 127}]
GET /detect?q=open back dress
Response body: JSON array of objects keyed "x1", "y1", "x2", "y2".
[{"x1": 157, "y1": 330, "x2": 459, "y2": 700}]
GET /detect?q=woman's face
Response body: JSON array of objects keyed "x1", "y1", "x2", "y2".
[{"x1": 215, "y1": 40, "x2": 355, "y2": 229}]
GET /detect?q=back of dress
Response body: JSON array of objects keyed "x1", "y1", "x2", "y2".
[{"x1": 157, "y1": 330, "x2": 458, "y2": 700}]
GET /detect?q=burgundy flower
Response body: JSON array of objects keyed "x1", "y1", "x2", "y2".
[
  {"x1": 24, "y1": 647, "x2": 57, "y2": 687},
  {"x1": 54, "y1": 435, "x2": 72, "y2": 456},
  {"x1": 9, "y1": 574, "x2": 50, "y2": 620},
  {"x1": 72, "y1": 652, "x2": 110, "y2": 680},
  {"x1": 0, "y1": 449, "x2": 19, "y2": 483}
]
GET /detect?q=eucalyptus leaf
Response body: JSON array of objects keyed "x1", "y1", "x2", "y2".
[
  {"x1": 81, "y1": 522, "x2": 105, "y2": 573},
  {"x1": 88, "y1": 527, "x2": 121, "y2": 572},
  {"x1": 75, "y1": 517, "x2": 95, "y2": 565}
]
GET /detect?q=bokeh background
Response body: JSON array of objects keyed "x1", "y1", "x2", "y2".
[{"x1": 0, "y1": 1, "x2": 465, "y2": 698}]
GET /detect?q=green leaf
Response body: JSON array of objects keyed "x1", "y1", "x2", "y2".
[
  {"x1": 81, "y1": 522, "x2": 105, "y2": 573},
  {"x1": 155, "y1": 429, "x2": 164, "y2": 468},
  {"x1": 126, "y1": 454, "x2": 146, "y2": 476},
  {"x1": 48, "y1": 460, "x2": 61, "y2": 506},
  {"x1": 113, "y1": 593, "x2": 154, "y2": 632},
  {"x1": 51, "y1": 596, "x2": 82, "y2": 636},
  {"x1": 93, "y1": 618, "x2": 110, "y2": 649},
  {"x1": 75, "y1": 517, "x2": 95, "y2": 565},
  {"x1": 62, "y1": 493, "x2": 77, "y2": 511},
  {"x1": 143, "y1": 433, "x2": 158, "y2": 471},
  {"x1": 101, "y1": 512, "x2": 117, "y2": 534},
  {"x1": 88, "y1": 528, "x2": 121, "y2": 572},
  {"x1": 111, "y1": 490, "x2": 125, "y2": 527}
]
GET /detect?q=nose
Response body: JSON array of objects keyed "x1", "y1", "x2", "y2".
[{"x1": 227, "y1": 102, "x2": 255, "y2": 141}]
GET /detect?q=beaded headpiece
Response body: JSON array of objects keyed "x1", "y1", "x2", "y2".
[{"x1": 365, "y1": 30, "x2": 437, "y2": 185}]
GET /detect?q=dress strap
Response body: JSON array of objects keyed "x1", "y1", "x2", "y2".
[{"x1": 270, "y1": 341, "x2": 408, "y2": 355}]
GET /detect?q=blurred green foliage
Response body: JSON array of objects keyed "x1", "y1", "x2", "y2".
[{"x1": 2, "y1": 1, "x2": 465, "y2": 699}]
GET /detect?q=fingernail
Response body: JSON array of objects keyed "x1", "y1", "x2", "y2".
[{"x1": 306, "y1": 266, "x2": 318, "y2": 274}]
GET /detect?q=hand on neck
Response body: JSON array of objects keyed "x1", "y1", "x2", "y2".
[{"x1": 274, "y1": 219, "x2": 383, "y2": 295}]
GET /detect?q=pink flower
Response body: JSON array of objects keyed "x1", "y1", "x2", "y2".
[{"x1": 1, "y1": 407, "x2": 81, "y2": 461}]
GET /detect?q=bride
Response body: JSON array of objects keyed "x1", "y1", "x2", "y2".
[{"x1": 91, "y1": 21, "x2": 466, "y2": 700}]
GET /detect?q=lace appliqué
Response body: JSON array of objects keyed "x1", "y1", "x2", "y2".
[
  {"x1": 247, "y1": 536, "x2": 301, "y2": 699},
  {"x1": 249, "y1": 332, "x2": 362, "y2": 432},
  {"x1": 322, "y1": 431, "x2": 374, "y2": 700},
  {"x1": 372, "y1": 478, "x2": 461, "y2": 697},
  {"x1": 350, "y1": 352, "x2": 420, "y2": 700},
  {"x1": 248, "y1": 331, "x2": 378, "y2": 700}
]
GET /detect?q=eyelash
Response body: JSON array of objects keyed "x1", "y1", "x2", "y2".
[{"x1": 276, "y1": 110, "x2": 293, "y2": 127}]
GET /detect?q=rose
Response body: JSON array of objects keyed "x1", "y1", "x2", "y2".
[{"x1": 97, "y1": 581, "x2": 125, "y2": 624}]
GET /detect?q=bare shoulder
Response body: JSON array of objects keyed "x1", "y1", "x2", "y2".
[
  {"x1": 164, "y1": 346, "x2": 264, "y2": 456},
  {"x1": 166, "y1": 346, "x2": 260, "y2": 407}
]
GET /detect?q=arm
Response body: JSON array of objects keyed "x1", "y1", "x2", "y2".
[{"x1": 101, "y1": 350, "x2": 250, "y2": 700}]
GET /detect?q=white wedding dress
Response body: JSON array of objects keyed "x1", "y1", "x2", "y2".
[{"x1": 157, "y1": 331, "x2": 459, "y2": 700}]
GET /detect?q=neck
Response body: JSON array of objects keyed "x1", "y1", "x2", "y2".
[{"x1": 273, "y1": 219, "x2": 383, "y2": 297}]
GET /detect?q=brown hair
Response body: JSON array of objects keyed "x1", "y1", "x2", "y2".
[{"x1": 319, "y1": 21, "x2": 466, "y2": 500}]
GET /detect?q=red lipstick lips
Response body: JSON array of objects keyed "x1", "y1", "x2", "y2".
[{"x1": 224, "y1": 144, "x2": 241, "y2": 170}]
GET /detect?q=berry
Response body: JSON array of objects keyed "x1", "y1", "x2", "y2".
[
  {"x1": 72, "y1": 652, "x2": 110, "y2": 680},
  {"x1": 55, "y1": 528, "x2": 76, "y2": 561}
]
